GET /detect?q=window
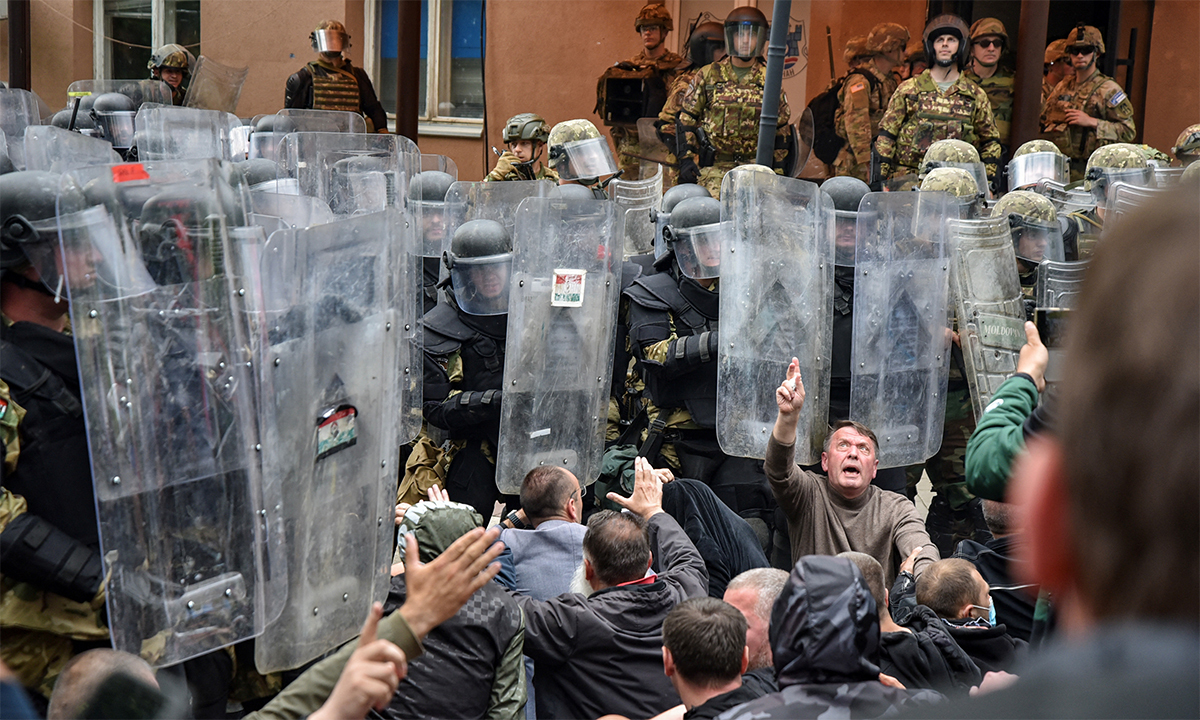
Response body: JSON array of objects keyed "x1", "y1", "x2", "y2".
[
  {"x1": 93, "y1": 0, "x2": 200, "y2": 80},
  {"x1": 371, "y1": 0, "x2": 485, "y2": 136}
]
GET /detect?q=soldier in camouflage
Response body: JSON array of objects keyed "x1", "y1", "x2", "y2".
[
  {"x1": 657, "y1": 21, "x2": 726, "y2": 189},
  {"x1": 677, "y1": 6, "x2": 791, "y2": 197},
  {"x1": 485, "y1": 113, "x2": 559, "y2": 182},
  {"x1": 285, "y1": 20, "x2": 389, "y2": 134},
  {"x1": 147, "y1": 43, "x2": 194, "y2": 106},
  {"x1": 875, "y1": 15, "x2": 1001, "y2": 189},
  {"x1": 607, "y1": 3, "x2": 686, "y2": 178},
  {"x1": 833, "y1": 22, "x2": 909, "y2": 182},
  {"x1": 964, "y1": 18, "x2": 1015, "y2": 157},
  {"x1": 1042, "y1": 39, "x2": 1071, "y2": 104},
  {"x1": 547, "y1": 119, "x2": 620, "y2": 195},
  {"x1": 1040, "y1": 24, "x2": 1135, "y2": 181},
  {"x1": 1173, "y1": 124, "x2": 1200, "y2": 166},
  {"x1": 1069, "y1": 143, "x2": 1152, "y2": 258}
]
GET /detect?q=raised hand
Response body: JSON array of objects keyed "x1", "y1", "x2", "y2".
[
  {"x1": 775, "y1": 357, "x2": 805, "y2": 416},
  {"x1": 607, "y1": 456, "x2": 665, "y2": 519}
]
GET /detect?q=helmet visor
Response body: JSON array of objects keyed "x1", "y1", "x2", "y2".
[
  {"x1": 555, "y1": 137, "x2": 618, "y2": 181},
  {"x1": 725, "y1": 22, "x2": 767, "y2": 59},
  {"x1": 412, "y1": 200, "x2": 448, "y2": 257},
  {"x1": 312, "y1": 29, "x2": 348, "y2": 53},
  {"x1": 450, "y1": 253, "x2": 512, "y2": 315},
  {"x1": 673, "y1": 222, "x2": 724, "y2": 279},
  {"x1": 1009, "y1": 215, "x2": 1065, "y2": 264},
  {"x1": 1087, "y1": 166, "x2": 1154, "y2": 204},
  {"x1": 834, "y1": 210, "x2": 857, "y2": 266},
  {"x1": 94, "y1": 111, "x2": 136, "y2": 150},
  {"x1": 1008, "y1": 152, "x2": 1068, "y2": 191},
  {"x1": 925, "y1": 160, "x2": 989, "y2": 198}
]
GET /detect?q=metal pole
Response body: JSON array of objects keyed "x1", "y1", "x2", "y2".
[
  {"x1": 8, "y1": 0, "x2": 32, "y2": 91},
  {"x1": 755, "y1": 0, "x2": 792, "y2": 168},
  {"x1": 1009, "y1": 0, "x2": 1050, "y2": 152},
  {"x1": 395, "y1": 0, "x2": 422, "y2": 140}
]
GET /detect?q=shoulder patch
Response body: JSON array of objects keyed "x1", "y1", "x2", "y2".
[
  {"x1": 848, "y1": 81, "x2": 866, "y2": 94},
  {"x1": 1108, "y1": 90, "x2": 1127, "y2": 107},
  {"x1": 983, "y1": 397, "x2": 1004, "y2": 414}
]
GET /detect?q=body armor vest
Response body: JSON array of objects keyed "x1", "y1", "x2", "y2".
[{"x1": 309, "y1": 62, "x2": 361, "y2": 114}]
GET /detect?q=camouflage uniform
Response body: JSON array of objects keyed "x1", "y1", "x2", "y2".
[
  {"x1": 833, "y1": 62, "x2": 898, "y2": 182},
  {"x1": 876, "y1": 70, "x2": 1002, "y2": 182},
  {"x1": 484, "y1": 153, "x2": 558, "y2": 183},
  {"x1": 610, "y1": 49, "x2": 685, "y2": 177},
  {"x1": 965, "y1": 66, "x2": 1014, "y2": 151},
  {"x1": 1040, "y1": 71, "x2": 1136, "y2": 180},
  {"x1": 678, "y1": 57, "x2": 791, "y2": 196},
  {"x1": 657, "y1": 66, "x2": 702, "y2": 188}
]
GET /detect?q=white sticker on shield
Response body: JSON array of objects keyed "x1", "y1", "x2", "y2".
[{"x1": 552, "y1": 269, "x2": 586, "y2": 307}]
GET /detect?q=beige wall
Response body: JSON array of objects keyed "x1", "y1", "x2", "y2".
[
  {"x1": 805, "y1": 0, "x2": 926, "y2": 104},
  {"x1": 1143, "y1": 0, "x2": 1200, "y2": 153},
  {"x1": 21, "y1": 0, "x2": 93, "y2": 112}
]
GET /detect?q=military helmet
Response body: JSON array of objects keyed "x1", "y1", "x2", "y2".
[
  {"x1": 254, "y1": 114, "x2": 298, "y2": 135},
  {"x1": 687, "y1": 21, "x2": 726, "y2": 67},
  {"x1": 661, "y1": 183, "x2": 711, "y2": 213},
  {"x1": 821, "y1": 176, "x2": 871, "y2": 213},
  {"x1": 844, "y1": 36, "x2": 870, "y2": 65},
  {"x1": 867, "y1": 22, "x2": 910, "y2": 55},
  {"x1": 654, "y1": 183, "x2": 710, "y2": 264},
  {"x1": 1065, "y1": 24, "x2": 1105, "y2": 55},
  {"x1": 1182, "y1": 161, "x2": 1200, "y2": 183},
  {"x1": 502, "y1": 113, "x2": 550, "y2": 145},
  {"x1": 991, "y1": 190, "x2": 1056, "y2": 224},
  {"x1": 311, "y1": 19, "x2": 351, "y2": 53},
  {"x1": 1172, "y1": 124, "x2": 1200, "y2": 164},
  {"x1": 923, "y1": 14, "x2": 971, "y2": 69},
  {"x1": 444, "y1": 219, "x2": 512, "y2": 316},
  {"x1": 235, "y1": 158, "x2": 279, "y2": 188},
  {"x1": 635, "y1": 3, "x2": 673, "y2": 33},
  {"x1": 920, "y1": 167, "x2": 979, "y2": 198},
  {"x1": 724, "y1": 6, "x2": 769, "y2": 61},
  {"x1": 1044, "y1": 38, "x2": 1069, "y2": 65},
  {"x1": 547, "y1": 119, "x2": 617, "y2": 182},
  {"x1": 969, "y1": 18, "x2": 1008, "y2": 46},
  {"x1": 90, "y1": 93, "x2": 138, "y2": 151},
  {"x1": 1084, "y1": 143, "x2": 1153, "y2": 200},
  {"x1": 395, "y1": 501, "x2": 483, "y2": 564},
  {"x1": 1136, "y1": 144, "x2": 1173, "y2": 168},
  {"x1": 1013, "y1": 139, "x2": 1063, "y2": 159},
  {"x1": 1085, "y1": 143, "x2": 1148, "y2": 175},
  {"x1": 90, "y1": 92, "x2": 136, "y2": 116},
  {"x1": 919, "y1": 139, "x2": 980, "y2": 177},
  {"x1": 1008, "y1": 139, "x2": 1068, "y2": 191},
  {"x1": 666, "y1": 196, "x2": 722, "y2": 280},
  {"x1": 407, "y1": 170, "x2": 455, "y2": 204},
  {"x1": 148, "y1": 43, "x2": 194, "y2": 73}
]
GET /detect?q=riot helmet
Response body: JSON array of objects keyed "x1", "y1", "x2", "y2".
[
  {"x1": 991, "y1": 190, "x2": 1065, "y2": 267},
  {"x1": 867, "y1": 22, "x2": 910, "y2": 57},
  {"x1": 1183, "y1": 161, "x2": 1200, "y2": 183},
  {"x1": 311, "y1": 20, "x2": 351, "y2": 54},
  {"x1": 653, "y1": 183, "x2": 711, "y2": 262},
  {"x1": 724, "y1": 6, "x2": 769, "y2": 61},
  {"x1": 920, "y1": 166, "x2": 982, "y2": 217},
  {"x1": 1172, "y1": 123, "x2": 1200, "y2": 166},
  {"x1": 665, "y1": 195, "x2": 722, "y2": 280},
  {"x1": 548, "y1": 119, "x2": 618, "y2": 185},
  {"x1": 1136, "y1": 144, "x2": 1172, "y2": 168},
  {"x1": 1008, "y1": 139, "x2": 1068, "y2": 191},
  {"x1": 235, "y1": 158, "x2": 279, "y2": 188},
  {"x1": 821, "y1": 176, "x2": 870, "y2": 266},
  {"x1": 919, "y1": 138, "x2": 980, "y2": 175},
  {"x1": 137, "y1": 186, "x2": 226, "y2": 286},
  {"x1": 1084, "y1": 143, "x2": 1153, "y2": 205},
  {"x1": 329, "y1": 154, "x2": 394, "y2": 215},
  {"x1": 687, "y1": 21, "x2": 726, "y2": 67},
  {"x1": 923, "y1": 15, "x2": 971, "y2": 70},
  {"x1": 90, "y1": 93, "x2": 137, "y2": 151},
  {"x1": 1, "y1": 170, "x2": 96, "y2": 299},
  {"x1": 408, "y1": 170, "x2": 455, "y2": 257},
  {"x1": 444, "y1": 219, "x2": 512, "y2": 316},
  {"x1": 248, "y1": 114, "x2": 298, "y2": 161}
]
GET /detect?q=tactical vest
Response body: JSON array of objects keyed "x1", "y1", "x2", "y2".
[
  {"x1": 0, "y1": 323, "x2": 97, "y2": 548},
  {"x1": 625, "y1": 272, "x2": 719, "y2": 427},
  {"x1": 422, "y1": 258, "x2": 441, "y2": 316},
  {"x1": 421, "y1": 302, "x2": 507, "y2": 400},
  {"x1": 831, "y1": 267, "x2": 856, "y2": 380},
  {"x1": 309, "y1": 62, "x2": 361, "y2": 114}
]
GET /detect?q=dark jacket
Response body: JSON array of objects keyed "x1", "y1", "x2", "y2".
[
  {"x1": 515, "y1": 512, "x2": 708, "y2": 720},
  {"x1": 943, "y1": 620, "x2": 1027, "y2": 675},
  {"x1": 685, "y1": 681, "x2": 769, "y2": 720},
  {"x1": 953, "y1": 535, "x2": 1039, "y2": 642},
  {"x1": 661, "y1": 477, "x2": 769, "y2": 597},
  {"x1": 880, "y1": 605, "x2": 981, "y2": 697},
  {"x1": 717, "y1": 556, "x2": 943, "y2": 720},
  {"x1": 284, "y1": 59, "x2": 389, "y2": 134}
]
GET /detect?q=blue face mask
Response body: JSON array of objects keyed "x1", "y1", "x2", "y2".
[{"x1": 969, "y1": 598, "x2": 996, "y2": 626}]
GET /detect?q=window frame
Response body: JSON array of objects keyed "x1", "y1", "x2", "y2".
[
  {"x1": 366, "y1": 0, "x2": 484, "y2": 138},
  {"x1": 92, "y1": 0, "x2": 197, "y2": 80}
]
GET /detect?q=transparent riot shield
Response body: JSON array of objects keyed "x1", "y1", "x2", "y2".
[
  {"x1": 850, "y1": 192, "x2": 955, "y2": 468},
  {"x1": 60, "y1": 161, "x2": 283, "y2": 667},
  {"x1": 1, "y1": 88, "x2": 44, "y2": 169},
  {"x1": 443, "y1": 179, "x2": 559, "y2": 256},
  {"x1": 183, "y1": 56, "x2": 249, "y2": 113},
  {"x1": 949, "y1": 216, "x2": 1026, "y2": 421},
  {"x1": 636, "y1": 117, "x2": 673, "y2": 166},
  {"x1": 496, "y1": 196, "x2": 622, "y2": 493},
  {"x1": 928, "y1": 161, "x2": 990, "y2": 199},
  {"x1": 249, "y1": 190, "x2": 335, "y2": 232},
  {"x1": 135, "y1": 105, "x2": 243, "y2": 161},
  {"x1": 1007, "y1": 151, "x2": 1068, "y2": 191},
  {"x1": 610, "y1": 163, "x2": 663, "y2": 256},
  {"x1": 276, "y1": 132, "x2": 420, "y2": 217},
  {"x1": 1154, "y1": 166, "x2": 1184, "y2": 187},
  {"x1": 252, "y1": 210, "x2": 403, "y2": 672},
  {"x1": 66, "y1": 79, "x2": 174, "y2": 109},
  {"x1": 23, "y1": 125, "x2": 121, "y2": 172},
  {"x1": 1105, "y1": 181, "x2": 1168, "y2": 231},
  {"x1": 276, "y1": 108, "x2": 368, "y2": 134},
  {"x1": 788, "y1": 106, "x2": 816, "y2": 178},
  {"x1": 1034, "y1": 179, "x2": 1093, "y2": 214},
  {"x1": 1036, "y1": 259, "x2": 1089, "y2": 310},
  {"x1": 717, "y1": 171, "x2": 834, "y2": 463},
  {"x1": 421, "y1": 153, "x2": 459, "y2": 178}
]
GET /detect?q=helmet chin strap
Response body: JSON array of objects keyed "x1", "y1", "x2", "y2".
[{"x1": 935, "y1": 56, "x2": 956, "y2": 68}]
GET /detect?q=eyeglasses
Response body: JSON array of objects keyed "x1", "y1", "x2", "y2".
[
  {"x1": 1068, "y1": 45, "x2": 1096, "y2": 56},
  {"x1": 974, "y1": 38, "x2": 1002, "y2": 49}
]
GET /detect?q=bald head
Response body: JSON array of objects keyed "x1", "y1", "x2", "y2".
[{"x1": 48, "y1": 649, "x2": 159, "y2": 719}]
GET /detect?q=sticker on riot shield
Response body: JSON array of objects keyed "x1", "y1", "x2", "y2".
[
  {"x1": 316, "y1": 404, "x2": 358, "y2": 459},
  {"x1": 552, "y1": 269, "x2": 586, "y2": 307}
]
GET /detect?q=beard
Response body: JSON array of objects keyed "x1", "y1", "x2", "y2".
[
  {"x1": 747, "y1": 643, "x2": 773, "y2": 671},
  {"x1": 569, "y1": 561, "x2": 594, "y2": 596}
]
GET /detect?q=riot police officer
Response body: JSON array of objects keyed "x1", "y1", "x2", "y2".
[
  {"x1": 1008, "y1": 138, "x2": 1069, "y2": 192},
  {"x1": 418, "y1": 219, "x2": 514, "y2": 518},
  {"x1": 285, "y1": 20, "x2": 389, "y2": 134},
  {"x1": 547, "y1": 119, "x2": 621, "y2": 196},
  {"x1": 408, "y1": 170, "x2": 455, "y2": 314},
  {"x1": 486, "y1": 113, "x2": 557, "y2": 182},
  {"x1": 148, "y1": 43, "x2": 194, "y2": 106}
]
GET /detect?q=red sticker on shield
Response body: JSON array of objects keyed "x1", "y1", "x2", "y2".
[{"x1": 112, "y1": 164, "x2": 150, "y2": 183}]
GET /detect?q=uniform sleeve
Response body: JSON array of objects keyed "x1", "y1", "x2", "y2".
[
  {"x1": 1094, "y1": 82, "x2": 1136, "y2": 143},
  {"x1": 874, "y1": 85, "x2": 909, "y2": 179},
  {"x1": 486, "y1": 610, "x2": 527, "y2": 720},
  {"x1": 964, "y1": 374, "x2": 1039, "y2": 501},
  {"x1": 677, "y1": 73, "x2": 708, "y2": 164},
  {"x1": 840, "y1": 73, "x2": 875, "y2": 167},
  {"x1": 773, "y1": 88, "x2": 791, "y2": 169},
  {"x1": 973, "y1": 88, "x2": 1003, "y2": 183},
  {"x1": 284, "y1": 68, "x2": 310, "y2": 109}
]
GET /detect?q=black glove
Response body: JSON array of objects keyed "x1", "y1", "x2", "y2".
[{"x1": 679, "y1": 158, "x2": 701, "y2": 185}]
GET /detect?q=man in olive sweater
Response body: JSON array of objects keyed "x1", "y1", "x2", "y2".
[{"x1": 767, "y1": 359, "x2": 939, "y2": 586}]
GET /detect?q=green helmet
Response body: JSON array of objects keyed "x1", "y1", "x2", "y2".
[
  {"x1": 502, "y1": 113, "x2": 550, "y2": 145},
  {"x1": 991, "y1": 190, "x2": 1056, "y2": 224},
  {"x1": 1172, "y1": 123, "x2": 1200, "y2": 164},
  {"x1": 148, "y1": 43, "x2": 194, "y2": 73},
  {"x1": 920, "y1": 166, "x2": 979, "y2": 198},
  {"x1": 1084, "y1": 143, "x2": 1150, "y2": 191},
  {"x1": 1013, "y1": 139, "x2": 1062, "y2": 159},
  {"x1": 920, "y1": 139, "x2": 980, "y2": 176}
]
